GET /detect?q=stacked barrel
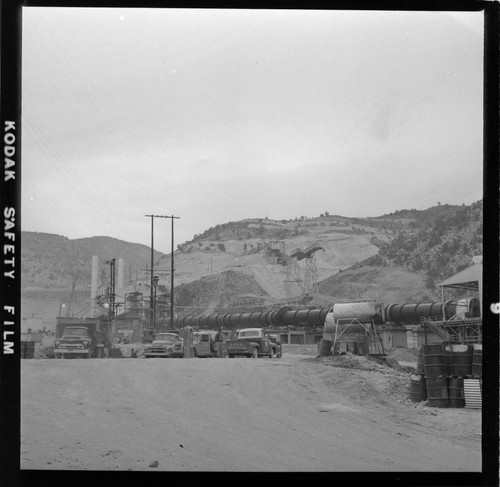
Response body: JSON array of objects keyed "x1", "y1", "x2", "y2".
[
  {"x1": 20, "y1": 341, "x2": 36, "y2": 359},
  {"x1": 409, "y1": 342, "x2": 482, "y2": 408}
]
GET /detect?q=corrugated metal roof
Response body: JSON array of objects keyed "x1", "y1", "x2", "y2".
[{"x1": 439, "y1": 263, "x2": 482, "y2": 289}]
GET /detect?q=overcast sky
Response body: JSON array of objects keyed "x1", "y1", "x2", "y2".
[{"x1": 21, "y1": 8, "x2": 484, "y2": 253}]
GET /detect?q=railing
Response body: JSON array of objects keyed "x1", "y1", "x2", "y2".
[{"x1": 420, "y1": 316, "x2": 482, "y2": 343}]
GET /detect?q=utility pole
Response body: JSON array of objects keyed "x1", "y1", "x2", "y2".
[
  {"x1": 145, "y1": 214, "x2": 180, "y2": 330},
  {"x1": 169, "y1": 215, "x2": 179, "y2": 329},
  {"x1": 145, "y1": 215, "x2": 155, "y2": 330}
]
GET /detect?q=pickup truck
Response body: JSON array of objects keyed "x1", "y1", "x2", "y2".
[
  {"x1": 226, "y1": 328, "x2": 281, "y2": 358},
  {"x1": 192, "y1": 330, "x2": 219, "y2": 357}
]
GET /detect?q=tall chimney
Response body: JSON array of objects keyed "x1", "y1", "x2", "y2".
[
  {"x1": 91, "y1": 255, "x2": 99, "y2": 317},
  {"x1": 117, "y1": 258, "x2": 124, "y2": 290},
  {"x1": 116, "y1": 258, "x2": 125, "y2": 315}
]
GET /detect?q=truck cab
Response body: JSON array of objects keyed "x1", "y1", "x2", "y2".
[{"x1": 54, "y1": 326, "x2": 93, "y2": 358}]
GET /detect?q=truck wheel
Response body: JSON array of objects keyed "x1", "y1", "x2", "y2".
[{"x1": 251, "y1": 348, "x2": 259, "y2": 359}]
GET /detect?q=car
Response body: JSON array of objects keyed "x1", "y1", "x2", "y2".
[{"x1": 144, "y1": 332, "x2": 183, "y2": 358}]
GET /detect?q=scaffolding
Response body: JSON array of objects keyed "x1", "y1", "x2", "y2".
[
  {"x1": 284, "y1": 243, "x2": 323, "y2": 296},
  {"x1": 422, "y1": 257, "x2": 483, "y2": 344}
]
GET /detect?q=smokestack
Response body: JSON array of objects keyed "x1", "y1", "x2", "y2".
[
  {"x1": 91, "y1": 255, "x2": 99, "y2": 317},
  {"x1": 116, "y1": 258, "x2": 125, "y2": 315},
  {"x1": 117, "y1": 258, "x2": 124, "y2": 290}
]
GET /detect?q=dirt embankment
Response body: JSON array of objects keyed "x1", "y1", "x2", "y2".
[{"x1": 21, "y1": 348, "x2": 481, "y2": 472}]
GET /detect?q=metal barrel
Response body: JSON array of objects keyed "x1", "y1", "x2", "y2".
[
  {"x1": 21, "y1": 341, "x2": 35, "y2": 359},
  {"x1": 409, "y1": 374, "x2": 427, "y2": 402},
  {"x1": 317, "y1": 339, "x2": 332, "y2": 357},
  {"x1": 448, "y1": 377, "x2": 465, "y2": 408},
  {"x1": 442, "y1": 342, "x2": 452, "y2": 377},
  {"x1": 416, "y1": 347, "x2": 425, "y2": 375},
  {"x1": 426, "y1": 377, "x2": 449, "y2": 408},
  {"x1": 450, "y1": 344, "x2": 472, "y2": 377},
  {"x1": 422, "y1": 344, "x2": 445, "y2": 378},
  {"x1": 472, "y1": 344, "x2": 482, "y2": 378}
]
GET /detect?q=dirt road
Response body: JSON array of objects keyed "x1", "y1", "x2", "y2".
[{"x1": 21, "y1": 350, "x2": 481, "y2": 472}]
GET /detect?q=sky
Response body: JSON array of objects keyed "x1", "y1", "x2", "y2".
[{"x1": 21, "y1": 8, "x2": 484, "y2": 253}]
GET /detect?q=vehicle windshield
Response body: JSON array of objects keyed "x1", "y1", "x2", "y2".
[
  {"x1": 154, "y1": 334, "x2": 178, "y2": 342},
  {"x1": 62, "y1": 328, "x2": 88, "y2": 337},
  {"x1": 239, "y1": 330, "x2": 261, "y2": 338}
]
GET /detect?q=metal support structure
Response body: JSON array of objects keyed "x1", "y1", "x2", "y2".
[
  {"x1": 331, "y1": 318, "x2": 385, "y2": 355},
  {"x1": 420, "y1": 316, "x2": 482, "y2": 343},
  {"x1": 284, "y1": 243, "x2": 322, "y2": 295}
]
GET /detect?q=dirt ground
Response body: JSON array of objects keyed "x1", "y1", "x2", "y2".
[{"x1": 20, "y1": 345, "x2": 481, "y2": 472}]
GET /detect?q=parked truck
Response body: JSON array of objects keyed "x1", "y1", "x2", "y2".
[
  {"x1": 192, "y1": 330, "x2": 219, "y2": 357},
  {"x1": 226, "y1": 328, "x2": 281, "y2": 358},
  {"x1": 54, "y1": 318, "x2": 112, "y2": 359}
]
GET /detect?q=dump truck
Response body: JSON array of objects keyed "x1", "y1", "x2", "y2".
[{"x1": 53, "y1": 318, "x2": 112, "y2": 359}]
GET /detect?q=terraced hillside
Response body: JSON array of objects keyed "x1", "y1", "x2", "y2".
[{"x1": 21, "y1": 201, "x2": 482, "y2": 327}]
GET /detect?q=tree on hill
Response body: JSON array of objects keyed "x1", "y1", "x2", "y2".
[{"x1": 378, "y1": 200, "x2": 482, "y2": 285}]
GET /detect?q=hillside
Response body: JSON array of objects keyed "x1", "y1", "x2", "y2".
[
  {"x1": 318, "y1": 265, "x2": 438, "y2": 304},
  {"x1": 21, "y1": 201, "x2": 482, "y2": 328},
  {"x1": 21, "y1": 233, "x2": 164, "y2": 289},
  {"x1": 379, "y1": 201, "x2": 483, "y2": 285}
]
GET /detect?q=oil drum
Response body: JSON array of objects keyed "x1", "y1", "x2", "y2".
[
  {"x1": 409, "y1": 375, "x2": 427, "y2": 402},
  {"x1": 426, "y1": 377, "x2": 449, "y2": 408},
  {"x1": 21, "y1": 341, "x2": 35, "y2": 359},
  {"x1": 472, "y1": 344, "x2": 482, "y2": 378},
  {"x1": 448, "y1": 377, "x2": 465, "y2": 408},
  {"x1": 422, "y1": 344, "x2": 445, "y2": 378},
  {"x1": 318, "y1": 339, "x2": 332, "y2": 357},
  {"x1": 442, "y1": 343, "x2": 452, "y2": 377},
  {"x1": 416, "y1": 347, "x2": 425, "y2": 375},
  {"x1": 450, "y1": 344, "x2": 472, "y2": 377}
]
